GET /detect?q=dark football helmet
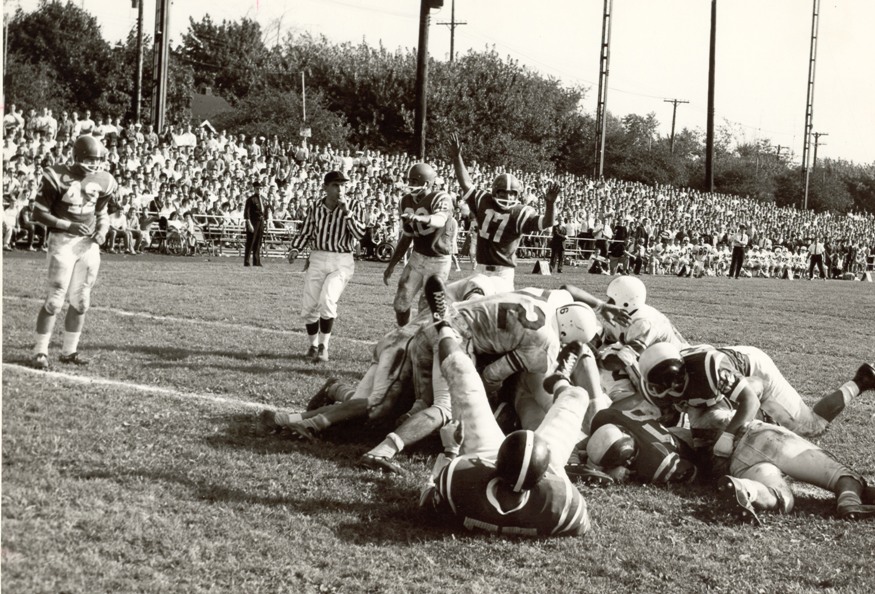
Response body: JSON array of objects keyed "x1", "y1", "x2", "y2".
[
  {"x1": 496, "y1": 429, "x2": 551, "y2": 492},
  {"x1": 491, "y1": 173, "x2": 522, "y2": 210},
  {"x1": 406, "y1": 162, "x2": 436, "y2": 194},
  {"x1": 73, "y1": 135, "x2": 105, "y2": 175}
]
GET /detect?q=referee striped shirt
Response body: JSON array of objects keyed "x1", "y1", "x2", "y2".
[{"x1": 291, "y1": 198, "x2": 367, "y2": 253}]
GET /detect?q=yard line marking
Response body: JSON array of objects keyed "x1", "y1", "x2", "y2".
[
  {"x1": 3, "y1": 363, "x2": 265, "y2": 411},
  {"x1": 2, "y1": 296, "x2": 375, "y2": 347}
]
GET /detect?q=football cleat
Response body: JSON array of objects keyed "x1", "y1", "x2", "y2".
[
  {"x1": 565, "y1": 464, "x2": 614, "y2": 486},
  {"x1": 424, "y1": 275, "x2": 449, "y2": 328},
  {"x1": 852, "y1": 363, "x2": 875, "y2": 393},
  {"x1": 58, "y1": 352, "x2": 88, "y2": 366},
  {"x1": 307, "y1": 378, "x2": 340, "y2": 411},
  {"x1": 543, "y1": 341, "x2": 584, "y2": 394},
  {"x1": 305, "y1": 345, "x2": 318, "y2": 359},
  {"x1": 358, "y1": 453, "x2": 406, "y2": 474},
  {"x1": 315, "y1": 344, "x2": 329, "y2": 362},
  {"x1": 837, "y1": 503, "x2": 875, "y2": 521},
  {"x1": 718, "y1": 475, "x2": 763, "y2": 526},
  {"x1": 32, "y1": 353, "x2": 49, "y2": 370}
]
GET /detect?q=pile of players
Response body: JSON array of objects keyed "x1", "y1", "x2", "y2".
[{"x1": 258, "y1": 134, "x2": 875, "y2": 537}]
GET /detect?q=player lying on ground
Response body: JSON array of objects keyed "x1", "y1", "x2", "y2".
[
  {"x1": 638, "y1": 342, "x2": 875, "y2": 438},
  {"x1": 358, "y1": 276, "x2": 608, "y2": 473},
  {"x1": 417, "y1": 316, "x2": 597, "y2": 536}
]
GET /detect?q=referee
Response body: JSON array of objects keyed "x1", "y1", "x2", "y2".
[{"x1": 291, "y1": 170, "x2": 366, "y2": 362}]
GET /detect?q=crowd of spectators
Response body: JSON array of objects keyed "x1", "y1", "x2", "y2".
[{"x1": 3, "y1": 103, "x2": 874, "y2": 279}]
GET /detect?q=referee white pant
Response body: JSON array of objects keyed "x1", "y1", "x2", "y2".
[{"x1": 301, "y1": 250, "x2": 354, "y2": 324}]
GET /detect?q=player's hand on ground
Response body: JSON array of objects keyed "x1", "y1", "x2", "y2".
[{"x1": 69, "y1": 221, "x2": 94, "y2": 236}]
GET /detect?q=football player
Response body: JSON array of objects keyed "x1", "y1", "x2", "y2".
[
  {"x1": 359, "y1": 276, "x2": 606, "y2": 473},
  {"x1": 685, "y1": 401, "x2": 875, "y2": 523},
  {"x1": 30, "y1": 135, "x2": 116, "y2": 369},
  {"x1": 417, "y1": 308, "x2": 595, "y2": 536},
  {"x1": 638, "y1": 342, "x2": 875, "y2": 439},
  {"x1": 383, "y1": 162, "x2": 455, "y2": 327},
  {"x1": 561, "y1": 277, "x2": 689, "y2": 415},
  {"x1": 449, "y1": 132, "x2": 560, "y2": 293},
  {"x1": 583, "y1": 407, "x2": 698, "y2": 485}
]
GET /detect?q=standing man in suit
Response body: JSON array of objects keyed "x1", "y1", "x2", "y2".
[
  {"x1": 729, "y1": 223, "x2": 749, "y2": 279},
  {"x1": 243, "y1": 179, "x2": 267, "y2": 267},
  {"x1": 549, "y1": 217, "x2": 567, "y2": 273},
  {"x1": 290, "y1": 170, "x2": 367, "y2": 362},
  {"x1": 808, "y1": 235, "x2": 827, "y2": 280}
]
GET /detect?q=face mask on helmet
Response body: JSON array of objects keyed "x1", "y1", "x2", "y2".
[
  {"x1": 73, "y1": 135, "x2": 105, "y2": 175},
  {"x1": 554, "y1": 303, "x2": 599, "y2": 345},
  {"x1": 586, "y1": 424, "x2": 637, "y2": 468},
  {"x1": 644, "y1": 358, "x2": 687, "y2": 399},
  {"x1": 405, "y1": 162, "x2": 436, "y2": 195},
  {"x1": 491, "y1": 174, "x2": 522, "y2": 210}
]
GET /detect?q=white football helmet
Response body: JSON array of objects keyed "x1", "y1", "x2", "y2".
[
  {"x1": 554, "y1": 303, "x2": 599, "y2": 345},
  {"x1": 586, "y1": 424, "x2": 637, "y2": 468},
  {"x1": 606, "y1": 276, "x2": 647, "y2": 312},
  {"x1": 638, "y1": 342, "x2": 688, "y2": 401},
  {"x1": 491, "y1": 173, "x2": 522, "y2": 210}
]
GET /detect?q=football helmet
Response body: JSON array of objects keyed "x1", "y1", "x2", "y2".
[
  {"x1": 586, "y1": 424, "x2": 637, "y2": 468},
  {"x1": 405, "y1": 162, "x2": 436, "y2": 194},
  {"x1": 554, "y1": 303, "x2": 599, "y2": 345},
  {"x1": 639, "y1": 342, "x2": 688, "y2": 401},
  {"x1": 606, "y1": 276, "x2": 647, "y2": 312},
  {"x1": 496, "y1": 429, "x2": 551, "y2": 492},
  {"x1": 491, "y1": 173, "x2": 522, "y2": 210},
  {"x1": 73, "y1": 135, "x2": 105, "y2": 174}
]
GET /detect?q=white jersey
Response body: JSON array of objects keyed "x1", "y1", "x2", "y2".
[{"x1": 603, "y1": 304, "x2": 689, "y2": 355}]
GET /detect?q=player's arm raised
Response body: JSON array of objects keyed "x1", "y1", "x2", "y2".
[{"x1": 449, "y1": 133, "x2": 473, "y2": 195}]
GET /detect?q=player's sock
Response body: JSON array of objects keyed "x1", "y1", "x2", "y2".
[
  {"x1": 306, "y1": 322, "x2": 319, "y2": 347},
  {"x1": 319, "y1": 318, "x2": 334, "y2": 346},
  {"x1": 367, "y1": 432, "x2": 404, "y2": 459},
  {"x1": 33, "y1": 332, "x2": 52, "y2": 355},
  {"x1": 812, "y1": 384, "x2": 856, "y2": 422},
  {"x1": 61, "y1": 331, "x2": 81, "y2": 356}
]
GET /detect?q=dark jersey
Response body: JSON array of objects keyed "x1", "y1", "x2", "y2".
[
  {"x1": 464, "y1": 189, "x2": 542, "y2": 267},
  {"x1": 678, "y1": 346, "x2": 752, "y2": 408},
  {"x1": 590, "y1": 408, "x2": 696, "y2": 484},
  {"x1": 36, "y1": 165, "x2": 116, "y2": 230},
  {"x1": 399, "y1": 189, "x2": 454, "y2": 257},
  {"x1": 428, "y1": 456, "x2": 588, "y2": 537}
]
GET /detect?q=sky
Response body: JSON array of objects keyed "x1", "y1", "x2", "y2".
[{"x1": 7, "y1": 0, "x2": 875, "y2": 165}]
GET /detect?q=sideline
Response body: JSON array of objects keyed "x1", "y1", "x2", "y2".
[
  {"x1": 3, "y1": 363, "x2": 264, "y2": 411},
  {"x1": 2, "y1": 295, "x2": 375, "y2": 347}
]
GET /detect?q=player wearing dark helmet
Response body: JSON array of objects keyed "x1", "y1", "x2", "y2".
[
  {"x1": 449, "y1": 132, "x2": 561, "y2": 294},
  {"x1": 30, "y1": 135, "x2": 117, "y2": 370},
  {"x1": 383, "y1": 162, "x2": 455, "y2": 326},
  {"x1": 418, "y1": 291, "x2": 600, "y2": 536}
]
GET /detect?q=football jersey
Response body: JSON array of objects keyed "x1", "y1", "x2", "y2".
[
  {"x1": 455, "y1": 291, "x2": 560, "y2": 374},
  {"x1": 675, "y1": 345, "x2": 752, "y2": 408},
  {"x1": 36, "y1": 165, "x2": 116, "y2": 229},
  {"x1": 429, "y1": 456, "x2": 588, "y2": 536},
  {"x1": 399, "y1": 189, "x2": 454, "y2": 257},
  {"x1": 590, "y1": 408, "x2": 696, "y2": 484},
  {"x1": 603, "y1": 304, "x2": 688, "y2": 355},
  {"x1": 464, "y1": 189, "x2": 542, "y2": 267}
]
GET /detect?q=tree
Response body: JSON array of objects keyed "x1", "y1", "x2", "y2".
[{"x1": 5, "y1": 1, "x2": 113, "y2": 111}]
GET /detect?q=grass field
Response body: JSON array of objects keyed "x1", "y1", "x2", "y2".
[{"x1": 3, "y1": 251, "x2": 875, "y2": 594}]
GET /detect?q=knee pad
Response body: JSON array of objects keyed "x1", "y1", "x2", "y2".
[{"x1": 68, "y1": 289, "x2": 91, "y2": 315}]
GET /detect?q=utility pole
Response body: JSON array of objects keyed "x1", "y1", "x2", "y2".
[
  {"x1": 151, "y1": 0, "x2": 171, "y2": 134},
  {"x1": 413, "y1": 1, "x2": 443, "y2": 159},
  {"x1": 811, "y1": 131, "x2": 827, "y2": 170},
  {"x1": 704, "y1": 0, "x2": 717, "y2": 192},
  {"x1": 775, "y1": 144, "x2": 786, "y2": 161},
  {"x1": 438, "y1": 0, "x2": 466, "y2": 63},
  {"x1": 801, "y1": 0, "x2": 821, "y2": 210},
  {"x1": 593, "y1": 0, "x2": 613, "y2": 178},
  {"x1": 132, "y1": 0, "x2": 145, "y2": 123},
  {"x1": 663, "y1": 98, "x2": 689, "y2": 154}
]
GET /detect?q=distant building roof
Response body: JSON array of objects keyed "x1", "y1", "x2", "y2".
[{"x1": 190, "y1": 87, "x2": 233, "y2": 121}]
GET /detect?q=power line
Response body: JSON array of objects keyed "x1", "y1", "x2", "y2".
[{"x1": 437, "y1": 0, "x2": 466, "y2": 63}]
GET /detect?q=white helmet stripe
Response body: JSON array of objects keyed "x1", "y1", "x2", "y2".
[{"x1": 513, "y1": 431, "x2": 534, "y2": 492}]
